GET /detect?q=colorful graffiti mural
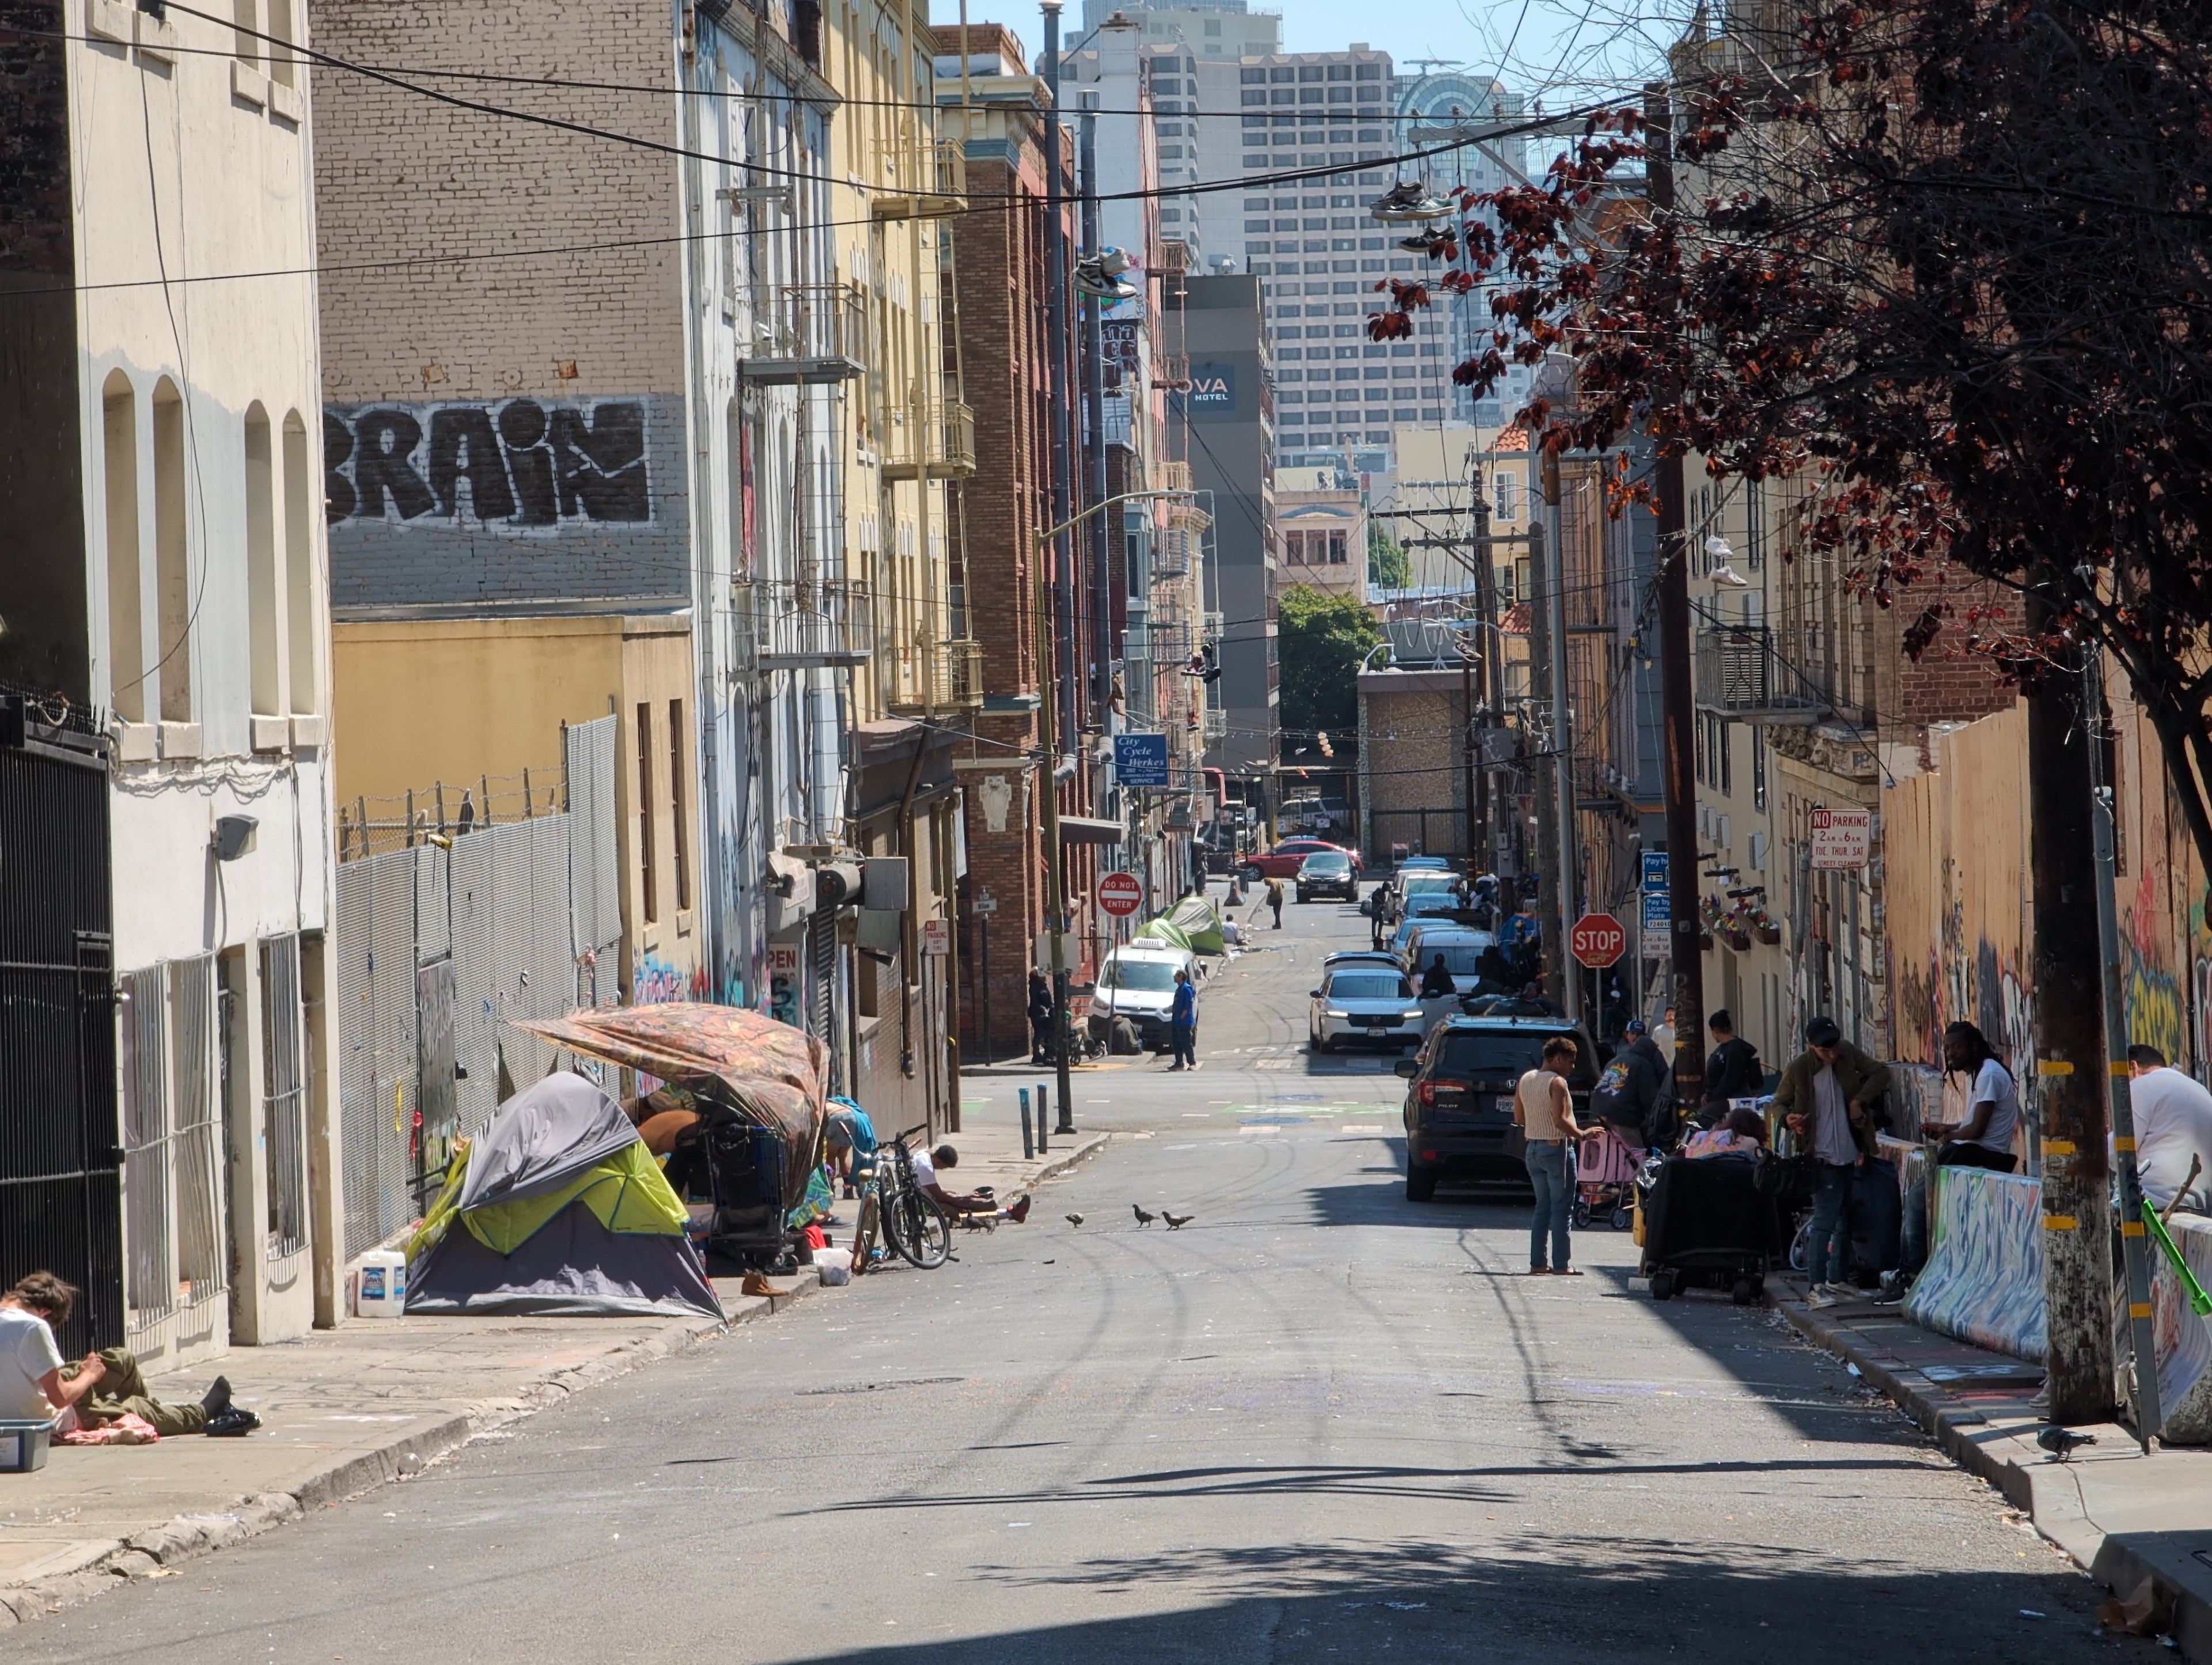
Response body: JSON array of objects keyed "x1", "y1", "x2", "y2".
[
  {"x1": 1903, "y1": 1167, "x2": 2047, "y2": 1361},
  {"x1": 633, "y1": 953, "x2": 707, "y2": 1006}
]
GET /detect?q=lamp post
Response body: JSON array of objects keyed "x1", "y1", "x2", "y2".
[{"x1": 1033, "y1": 488, "x2": 1187, "y2": 1134}]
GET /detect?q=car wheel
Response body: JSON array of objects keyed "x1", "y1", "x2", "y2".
[{"x1": 1406, "y1": 1161, "x2": 1438, "y2": 1203}]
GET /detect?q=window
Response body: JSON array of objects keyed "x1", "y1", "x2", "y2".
[
  {"x1": 245, "y1": 404, "x2": 279, "y2": 716},
  {"x1": 636, "y1": 703, "x2": 657, "y2": 924},
  {"x1": 669, "y1": 699, "x2": 690, "y2": 911},
  {"x1": 1270, "y1": 67, "x2": 1293, "y2": 82},
  {"x1": 1718, "y1": 719, "x2": 1733, "y2": 795},
  {"x1": 1298, "y1": 65, "x2": 1322, "y2": 81},
  {"x1": 1328, "y1": 530, "x2": 1348, "y2": 563},
  {"x1": 1205, "y1": 17, "x2": 1219, "y2": 33},
  {"x1": 152, "y1": 377, "x2": 191, "y2": 723},
  {"x1": 282, "y1": 412, "x2": 316, "y2": 714},
  {"x1": 232, "y1": 0, "x2": 257, "y2": 63},
  {"x1": 1492, "y1": 470, "x2": 1519, "y2": 521},
  {"x1": 1356, "y1": 62, "x2": 1381, "y2": 78},
  {"x1": 102, "y1": 372, "x2": 144, "y2": 723},
  {"x1": 1752, "y1": 726, "x2": 1768, "y2": 811},
  {"x1": 265, "y1": 0, "x2": 295, "y2": 85},
  {"x1": 1241, "y1": 67, "x2": 1267, "y2": 82},
  {"x1": 1328, "y1": 86, "x2": 1351, "y2": 102}
]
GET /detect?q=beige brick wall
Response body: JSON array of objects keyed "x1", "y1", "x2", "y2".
[{"x1": 308, "y1": 0, "x2": 684, "y2": 402}]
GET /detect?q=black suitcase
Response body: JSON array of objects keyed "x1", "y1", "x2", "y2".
[{"x1": 1847, "y1": 1157, "x2": 1902, "y2": 1279}]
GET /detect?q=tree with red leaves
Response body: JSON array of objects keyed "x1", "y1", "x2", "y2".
[{"x1": 1378, "y1": 0, "x2": 2212, "y2": 881}]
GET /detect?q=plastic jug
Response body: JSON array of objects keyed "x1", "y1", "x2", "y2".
[{"x1": 354, "y1": 1250, "x2": 408, "y2": 1317}]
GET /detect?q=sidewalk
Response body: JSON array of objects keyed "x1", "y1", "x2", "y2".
[
  {"x1": 1779, "y1": 1278, "x2": 2212, "y2": 1659},
  {"x1": 0, "y1": 1120, "x2": 1108, "y2": 1628}
]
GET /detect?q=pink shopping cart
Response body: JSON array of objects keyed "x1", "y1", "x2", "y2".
[{"x1": 1574, "y1": 1123, "x2": 1644, "y2": 1230}]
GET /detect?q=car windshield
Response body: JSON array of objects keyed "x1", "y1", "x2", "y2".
[
  {"x1": 1404, "y1": 893, "x2": 1458, "y2": 915},
  {"x1": 1328, "y1": 973, "x2": 1413, "y2": 1000},
  {"x1": 1422, "y1": 945, "x2": 1487, "y2": 976},
  {"x1": 1302, "y1": 853, "x2": 1351, "y2": 871},
  {"x1": 1400, "y1": 874, "x2": 1457, "y2": 895},
  {"x1": 1100, "y1": 958, "x2": 1180, "y2": 992},
  {"x1": 1433, "y1": 1030, "x2": 1592, "y2": 1086}
]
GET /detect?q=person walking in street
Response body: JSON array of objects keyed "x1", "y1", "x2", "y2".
[
  {"x1": 1652, "y1": 1005, "x2": 1677, "y2": 1060},
  {"x1": 1265, "y1": 877, "x2": 1285, "y2": 930},
  {"x1": 1514, "y1": 1034, "x2": 1592, "y2": 1274},
  {"x1": 1166, "y1": 969, "x2": 1199, "y2": 1071},
  {"x1": 1027, "y1": 968, "x2": 1055, "y2": 1065},
  {"x1": 1774, "y1": 1016, "x2": 1891, "y2": 1306}
]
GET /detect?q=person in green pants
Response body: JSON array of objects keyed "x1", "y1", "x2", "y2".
[{"x1": 2, "y1": 1272, "x2": 248, "y2": 1436}]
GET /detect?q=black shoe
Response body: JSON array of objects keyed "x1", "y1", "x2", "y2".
[
  {"x1": 204, "y1": 1406, "x2": 260, "y2": 1437},
  {"x1": 201, "y1": 1374, "x2": 232, "y2": 1416}
]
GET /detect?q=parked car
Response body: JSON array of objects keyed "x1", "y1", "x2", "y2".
[
  {"x1": 1400, "y1": 924, "x2": 1497, "y2": 991},
  {"x1": 1322, "y1": 950, "x2": 1402, "y2": 973},
  {"x1": 1309, "y1": 964, "x2": 1426, "y2": 1053},
  {"x1": 1240, "y1": 838, "x2": 1365, "y2": 881},
  {"x1": 1394, "y1": 1016, "x2": 1600, "y2": 1200},
  {"x1": 1387, "y1": 892, "x2": 1465, "y2": 958},
  {"x1": 1089, "y1": 943, "x2": 1200, "y2": 1052},
  {"x1": 1295, "y1": 850, "x2": 1359, "y2": 903}
]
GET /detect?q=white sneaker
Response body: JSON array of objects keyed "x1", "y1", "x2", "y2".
[
  {"x1": 1805, "y1": 1286, "x2": 1839, "y2": 1309},
  {"x1": 1819, "y1": 1281, "x2": 1859, "y2": 1303}
]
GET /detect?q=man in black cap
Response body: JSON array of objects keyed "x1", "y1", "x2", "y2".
[{"x1": 1772, "y1": 1016, "x2": 1891, "y2": 1306}]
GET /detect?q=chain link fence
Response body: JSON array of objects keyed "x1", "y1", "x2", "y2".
[{"x1": 335, "y1": 716, "x2": 622, "y2": 1259}]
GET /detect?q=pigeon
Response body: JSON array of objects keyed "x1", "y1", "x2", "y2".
[
  {"x1": 1162, "y1": 1212, "x2": 1194, "y2": 1231},
  {"x1": 2037, "y1": 1426, "x2": 2097, "y2": 1462},
  {"x1": 1133, "y1": 1204, "x2": 1156, "y2": 1227},
  {"x1": 1066, "y1": 1213, "x2": 1085, "y2": 1228}
]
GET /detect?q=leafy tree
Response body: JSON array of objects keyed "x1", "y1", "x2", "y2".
[
  {"x1": 1374, "y1": 0, "x2": 2212, "y2": 881},
  {"x1": 1277, "y1": 582, "x2": 1382, "y2": 746},
  {"x1": 1368, "y1": 522, "x2": 1411, "y2": 590}
]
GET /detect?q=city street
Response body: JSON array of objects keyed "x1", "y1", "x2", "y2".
[{"x1": 0, "y1": 890, "x2": 2125, "y2": 1663}]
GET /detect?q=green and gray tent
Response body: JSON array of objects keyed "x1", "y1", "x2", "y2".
[{"x1": 404, "y1": 1073, "x2": 722, "y2": 1319}]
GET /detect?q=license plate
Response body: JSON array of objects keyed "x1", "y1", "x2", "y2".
[{"x1": 1366, "y1": 1024, "x2": 1388, "y2": 1034}]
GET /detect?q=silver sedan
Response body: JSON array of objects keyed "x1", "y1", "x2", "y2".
[{"x1": 1307, "y1": 967, "x2": 1426, "y2": 1053}]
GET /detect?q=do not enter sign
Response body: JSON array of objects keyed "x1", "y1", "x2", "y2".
[
  {"x1": 1570, "y1": 912, "x2": 1627, "y2": 968},
  {"x1": 1096, "y1": 871, "x2": 1144, "y2": 918}
]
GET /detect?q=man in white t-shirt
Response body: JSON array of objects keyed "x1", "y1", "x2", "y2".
[
  {"x1": 2, "y1": 1272, "x2": 108, "y2": 1425},
  {"x1": 911, "y1": 1144, "x2": 1029, "y2": 1223},
  {"x1": 2126, "y1": 1046, "x2": 2212, "y2": 1213}
]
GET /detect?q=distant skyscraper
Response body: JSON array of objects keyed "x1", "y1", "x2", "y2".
[{"x1": 1078, "y1": 0, "x2": 1281, "y2": 58}]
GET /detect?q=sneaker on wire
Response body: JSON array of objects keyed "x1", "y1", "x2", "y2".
[
  {"x1": 1370, "y1": 181, "x2": 1454, "y2": 223},
  {"x1": 1074, "y1": 260, "x2": 1138, "y2": 302},
  {"x1": 1398, "y1": 226, "x2": 1457, "y2": 255}
]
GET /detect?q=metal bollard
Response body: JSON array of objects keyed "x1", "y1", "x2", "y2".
[
  {"x1": 1018, "y1": 1088, "x2": 1035, "y2": 1161},
  {"x1": 1036, "y1": 1081, "x2": 1050, "y2": 1155}
]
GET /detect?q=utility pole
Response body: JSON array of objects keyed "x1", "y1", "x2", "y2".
[
  {"x1": 1528, "y1": 517, "x2": 1564, "y2": 1010},
  {"x1": 1643, "y1": 82, "x2": 1706, "y2": 1099},
  {"x1": 1040, "y1": 1, "x2": 1077, "y2": 765},
  {"x1": 1081, "y1": 115, "x2": 1112, "y2": 730},
  {"x1": 2086, "y1": 641, "x2": 2160, "y2": 1448},
  {"x1": 2029, "y1": 575, "x2": 2116, "y2": 1424},
  {"x1": 1541, "y1": 446, "x2": 1578, "y2": 1028}
]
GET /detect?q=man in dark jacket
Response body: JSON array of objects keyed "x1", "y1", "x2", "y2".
[
  {"x1": 1702, "y1": 1009, "x2": 1764, "y2": 1120},
  {"x1": 1773, "y1": 1016, "x2": 1891, "y2": 1304},
  {"x1": 1589, "y1": 1018, "x2": 1673, "y2": 1147},
  {"x1": 1027, "y1": 969, "x2": 1055, "y2": 1064}
]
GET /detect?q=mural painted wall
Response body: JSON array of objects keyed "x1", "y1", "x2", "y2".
[{"x1": 324, "y1": 395, "x2": 690, "y2": 614}]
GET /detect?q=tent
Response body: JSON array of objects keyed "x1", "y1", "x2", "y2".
[
  {"x1": 404, "y1": 1073, "x2": 723, "y2": 1319},
  {"x1": 1132, "y1": 894, "x2": 1226, "y2": 956}
]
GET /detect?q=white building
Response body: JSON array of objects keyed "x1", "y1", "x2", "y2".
[{"x1": 0, "y1": 0, "x2": 336, "y2": 1365}]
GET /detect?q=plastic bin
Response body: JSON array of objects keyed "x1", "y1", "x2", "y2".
[
  {"x1": 0, "y1": 1418, "x2": 54, "y2": 1473},
  {"x1": 354, "y1": 1250, "x2": 408, "y2": 1317}
]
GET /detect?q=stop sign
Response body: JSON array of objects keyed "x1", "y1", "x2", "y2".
[
  {"x1": 1096, "y1": 871, "x2": 1144, "y2": 917},
  {"x1": 1570, "y1": 912, "x2": 1627, "y2": 968}
]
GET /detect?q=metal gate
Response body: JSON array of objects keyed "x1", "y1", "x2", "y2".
[{"x1": 0, "y1": 710, "x2": 123, "y2": 1357}]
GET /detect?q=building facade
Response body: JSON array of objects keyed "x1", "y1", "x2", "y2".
[{"x1": 0, "y1": 0, "x2": 338, "y2": 1361}]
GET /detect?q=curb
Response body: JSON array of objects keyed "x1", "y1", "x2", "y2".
[
  {"x1": 0, "y1": 1272, "x2": 824, "y2": 1628},
  {"x1": 1778, "y1": 1295, "x2": 2212, "y2": 1662},
  {"x1": 1025, "y1": 1131, "x2": 1111, "y2": 1185}
]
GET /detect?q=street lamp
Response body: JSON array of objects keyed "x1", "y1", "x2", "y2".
[{"x1": 1032, "y1": 488, "x2": 1190, "y2": 1134}]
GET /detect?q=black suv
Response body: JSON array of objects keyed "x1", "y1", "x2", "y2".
[
  {"x1": 1295, "y1": 851, "x2": 1359, "y2": 903},
  {"x1": 1393, "y1": 1017, "x2": 1600, "y2": 1200}
]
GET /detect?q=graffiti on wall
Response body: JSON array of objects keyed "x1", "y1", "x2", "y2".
[
  {"x1": 323, "y1": 399, "x2": 651, "y2": 529},
  {"x1": 632, "y1": 953, "x2": 707, "y2": 1006}
]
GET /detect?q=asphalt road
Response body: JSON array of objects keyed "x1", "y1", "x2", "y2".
[{"x1": 3, "y1": 885, "x2": 2138, "y2": 1663}]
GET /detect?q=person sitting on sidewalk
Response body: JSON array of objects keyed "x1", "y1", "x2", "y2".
[
  {"x1": 911, "y1": 1144, "x2": 1031, "y2": 1223},
  {"x1": 2, "y1": 1272, "x2": 251, "y2": 1437},
  {"x1": 1685, "y1": 1105, "x2": 1770, "y2": 1160},
  {"x1": 1774, "y1": 1017, "x2": 1891, "y2": 1307},
  {"x1": 2124, "y1": 1045, "x2": 2212, "y2": 1213},
  {"x1": 1881, "y1": 1021, "x2": 2021, "y2": 1301}
]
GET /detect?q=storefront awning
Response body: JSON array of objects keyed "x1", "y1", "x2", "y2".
[{"x1": 1056, "y1": 816, "x2": 1124, "y2": 845}]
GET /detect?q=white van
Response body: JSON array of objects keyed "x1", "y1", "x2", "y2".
[{"x1": 1090, "y1": 943, "x2": 1200, "y2": 1052}]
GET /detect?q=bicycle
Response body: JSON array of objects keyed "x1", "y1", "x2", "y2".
[{"x1": 850, "y1": 1124, "x2": 952, "y2": 1273}]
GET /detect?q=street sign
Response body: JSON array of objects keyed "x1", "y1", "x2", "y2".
[
  {"x1": 1641, "y1": 889, "x2": 1670, "y2": 934},
  {"x1": 1096, "y1": 871, "x2": 1144, "y2": 917},
  {"x1": 1809, "y1": 806, "x2": 1873, "y2": 870},
  {"x1": 1113, "y1": 732, "x2": 1171, "y2": 787},
  {"x1": 1641, "y1": 851, "x2": 1670, "y2": 892},
  {"x1": 1570, "y1": 912, "x2": 1628, "y2": 969},
  {"x1": 921, "y1": 919, "x2": 950, "y2": 957},
  {"x1": 974, "y1": 889, "x2": 999, "y2": 916}
]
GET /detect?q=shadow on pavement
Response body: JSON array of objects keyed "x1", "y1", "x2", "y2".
[{"x1": 766, "y1": 1537, "x2": 2108, "y2": 1663}]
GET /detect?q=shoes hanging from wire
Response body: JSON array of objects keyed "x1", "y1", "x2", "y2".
[
  {"x1": 1369, "y1": 180, "x2": 1454, "y2": 223},
  {"x1": 1397, "y1": 225, "x2": 1459, "y2": 257},
  {"x1": 1074, "y1": 245, "x2": 1138, "y2": 301}
]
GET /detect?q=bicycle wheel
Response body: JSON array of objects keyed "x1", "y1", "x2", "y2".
[
  {"x1": 885, "y1": 1185, "x2": 952, "y2": 1269},
  {"x1": 851, "y1": 1191, "x2": 882, "y2": 1275}
]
